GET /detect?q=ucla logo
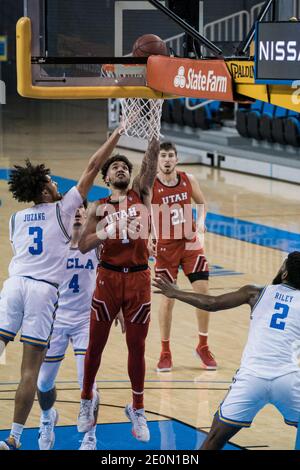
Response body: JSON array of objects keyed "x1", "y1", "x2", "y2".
[{"x1": 67, "y1": 258, "x2": 95, "y2": 270}]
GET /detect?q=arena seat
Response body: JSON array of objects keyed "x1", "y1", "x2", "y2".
[
  {"x1": 183, "y1": 98, "x2": 198, "y2": 128},
  {"x1": 161, "y1": 100, "x2": 173, "y2": 124},
  {"x1": 284, "y1": 112, "x2": 300, "y2": 147},
  {"x1": 163, "y1": 99, "x2": 222, "y2": 131},
  {"x1": 209, "y1": 101, "x2": 222, "y2": 125},
  {"x1": 236, "y1": 105, "x2": 251, "y2": 138},
  {"x1": 172, "y1": 98, "x2": 185, "y2": 126},
  {"x1": 271, "y1": 106, "x2": 289, "y2": 145},
  {"x1": 247, "y1": 101, "x2": 264, "y2": 140},
  {"x1": 259, "y1": 103, "x2": 276, "y2": 142},
  {"x1": 194, "y1": 101, "x2": 221, "y2": 130}
]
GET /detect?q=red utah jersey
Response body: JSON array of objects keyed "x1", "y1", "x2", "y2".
[
  {"x1": 98, "y1": 189, "x2": 149, "y2": 267},
  {"x1": 152, "y1": 171, "x2": 196, "y2": 243}
]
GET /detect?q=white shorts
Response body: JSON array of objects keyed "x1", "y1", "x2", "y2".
[
  {"x1": 218, "y1": 368, "x2": 300, "y2": 428},
  {"x1": 44, "y1": 319, "x2": 90, "y2": 363},
  {"x1": 0, "y1": 276, "x2": 59, "y2": 348}
]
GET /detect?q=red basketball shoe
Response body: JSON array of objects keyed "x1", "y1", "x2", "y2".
[
  {"x1": 156, "y1": 352, "x2": 173, "y2": 372},
  {"x1": 195, "y1": 345, "x2": 217, "y2": 370}
]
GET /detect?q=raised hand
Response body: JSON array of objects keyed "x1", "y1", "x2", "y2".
[{"x1": 152, "y1": 276, "x2": 179, "y2": 298}]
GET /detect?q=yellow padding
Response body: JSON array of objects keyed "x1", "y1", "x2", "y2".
[
  {"x1": 226, "y1": 60, "x2": 300, "y2": 112},
  {"x1": 16, "y1": 17, "x2": 172, "y2": 100}
]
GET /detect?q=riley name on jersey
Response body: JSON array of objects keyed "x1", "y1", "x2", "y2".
[{"x1": 275, "y1": 292, "x2": 294, "y2": 303}]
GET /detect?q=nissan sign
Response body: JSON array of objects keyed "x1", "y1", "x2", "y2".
[{"x1": 255, "y1": 22, "x2": 300, "y2": 84}]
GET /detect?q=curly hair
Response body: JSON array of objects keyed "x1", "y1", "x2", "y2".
[
  {"x1": 286, "y1": 251, "x2": 300, "y2": 289},
  {"x1": 101, "y1": 154, "x2": 133, "y2": 183},
  {"x1": 8, "y1": 159, "x2": 51, "y2": 203}
]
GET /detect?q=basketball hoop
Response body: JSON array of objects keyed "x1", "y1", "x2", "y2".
[
  {"x1": 102, "y1": 63, "x2": 163, "y2": 141},
  {"x1": 120, "y1": 97, "x2": 163, "y2": 141}
]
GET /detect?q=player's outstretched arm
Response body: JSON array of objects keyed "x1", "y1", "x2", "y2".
[
  {"x1": 78, "y1": 202, "x2": 106, "y2": 253},
  {"x1": 152, "y1": 277, "x2": 261, "y2": 312},
  {"x1": 76, "y1": 125, "x2": 124, "y2": 199},
  {"x1": 132, "y1": 138, "x2": 160, "y2": 201}
]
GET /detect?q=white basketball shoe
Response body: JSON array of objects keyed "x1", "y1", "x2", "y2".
[
  {"x1": 38, "y1": 408, "x2": 59, "y2": 450},
  {"x1": 77, "y1": 390, "x2": 99, "y2": 433},
  {"x1": 125, "y1": 404, "x2": 150, "y2": 442},
  {"x1": 79, "y1": 434, "x2": 97, "y2": 450}
]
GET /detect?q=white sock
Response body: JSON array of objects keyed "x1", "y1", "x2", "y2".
[
  {"x1": 41, "y1": 408, "x2": 53, "y2": 421},
  {"x1": 10, "y1": 423, "x2": 24, "y2": 444},
  {"x1": 85, "y1": 425, "x2": 97, "y2": 439}
]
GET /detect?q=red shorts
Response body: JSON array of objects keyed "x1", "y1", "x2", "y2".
[
  {"x1": 91, "y1": 266, "x2": 151, "y2": 324},
  {"x1": 155, "y1": 239, "x2": 209, "y2": 283}
]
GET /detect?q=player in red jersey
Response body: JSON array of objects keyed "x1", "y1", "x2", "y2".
[
  {"x1": 152, "y1": 142, "x2": 217, "y2": 371},
  {"x1": 77, "y1": 138, "x2": 159, "y2": 443}
]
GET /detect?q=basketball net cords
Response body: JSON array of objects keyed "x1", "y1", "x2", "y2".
[{"x1": 120, "y1": 98, "x2": 164, "y2": 141}]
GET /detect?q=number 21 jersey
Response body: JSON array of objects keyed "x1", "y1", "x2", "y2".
[{"x1": 152, "y1": 171, "x2": 196, "y2": 243}]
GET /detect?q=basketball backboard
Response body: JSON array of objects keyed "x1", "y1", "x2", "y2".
[
  {"x1": 18, "y1": 1, "x2": 300, "y2": 113},
  {"x1": 21, "y1": 0, "x2": 183, "y2": 91}
]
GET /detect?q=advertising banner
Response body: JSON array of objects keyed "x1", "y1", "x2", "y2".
[{"x1": 255, "y1": 22, "x2": 300, "y2": 84}]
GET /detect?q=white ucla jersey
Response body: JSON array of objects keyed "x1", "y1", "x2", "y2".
[
  {"x1": 55, "y1": 248, "x2": 98, "y2": 326},
  {"x1": 241, "y1": 284, "x2": 300, "y2": 379},
  {"x1": 8, "y1": 187, "x2": 83, "y2": 286}
]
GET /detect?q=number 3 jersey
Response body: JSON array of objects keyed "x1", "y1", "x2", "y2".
[
  {"x1": 8, "y1": 187, "x2": 83, "y2": 286},
  {"x1": 241, "y1": 284, "x2": 300, "y2": 379},
  {"x1": 55, "y1": 247, "x2": 99, "y2": 326}
]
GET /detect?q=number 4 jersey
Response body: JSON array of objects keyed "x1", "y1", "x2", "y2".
[
  {"x1": 8, "y1": 186, "x2": 83, "y2": 286},
  {"x1": 54, "y1": 247, "x2": 99, "y2": 326},
  {"x1": 240, "y1": 283, "x2": 300, "y2": 379}
]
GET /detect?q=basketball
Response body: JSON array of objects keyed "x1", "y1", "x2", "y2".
[
  {"x1": 5, "y1": 0, "x2": 300, "y2": 455},
  {"x1": 132, "y1": 34, "x2": 168, "y2": 57}
]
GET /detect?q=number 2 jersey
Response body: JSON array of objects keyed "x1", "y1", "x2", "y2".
[
  {"x1": 8, "y1": 186, "x2": 83, "y2": 286},
  {"x1": 241, "y1": 283, "x2": 300, "y2": 379},
  {"x1": 54, "y1": 247, "x2": 99, "y2": 327}
]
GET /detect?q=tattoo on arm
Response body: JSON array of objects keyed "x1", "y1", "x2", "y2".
[{"x1": 138, "y1": 138, "x2": 160, "y2": 195}]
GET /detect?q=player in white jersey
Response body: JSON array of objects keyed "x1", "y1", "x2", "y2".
[
  {"x1": 0, "y1": 125, "x2": 124, "y2": 450},
  {"x1": 153, "y1": 251, "x2": 300, "y2": 450},
  {"x1": 36, "y1": 200, "x2": 97, "y2": 450},
  {"x1": 37, "y1": 202, "x2": 124, "y2": 451}
]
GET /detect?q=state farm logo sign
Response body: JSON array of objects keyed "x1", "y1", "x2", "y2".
[
  {"x1": 147, "y1": 56, "x2": 234, "y2": 101},
  {"x1": 174, "y1": 66, "x2": 186, "y2": 88},
  {"x1": 173, "y1": 65, "x2": 228, "y2": 94}
]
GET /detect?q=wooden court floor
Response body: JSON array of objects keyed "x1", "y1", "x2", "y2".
[{"x1": 1, "y1": 122, "x2": 300, "y2": 450}]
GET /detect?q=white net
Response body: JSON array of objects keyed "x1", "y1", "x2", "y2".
[{"x1": 120, "y1": 98, "x2": 164, "y2": 141}]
